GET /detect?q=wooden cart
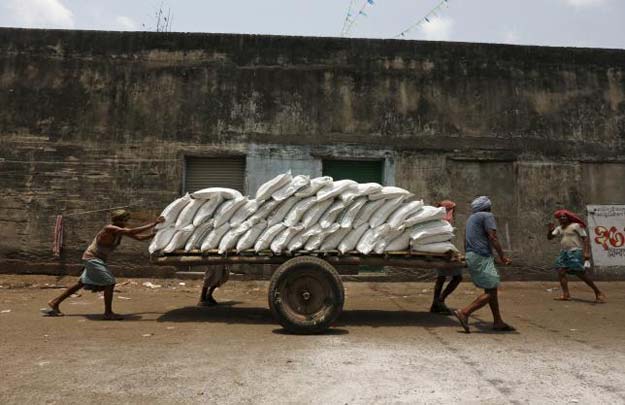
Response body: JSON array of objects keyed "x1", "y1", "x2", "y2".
[{"x1": 151, "y1": 249, "x2": 465, "y2": 334}]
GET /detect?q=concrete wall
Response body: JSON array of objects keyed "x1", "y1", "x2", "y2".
[{"x1": 1, "y1": 28, "x2": 625, "y2": 278}]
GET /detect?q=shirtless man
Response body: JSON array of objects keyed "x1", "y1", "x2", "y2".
[
  {"x1": 43, "y1": 209, "x2": 164, "y2": 320},
  {"x1": 430, "y1": 200, "x2": 462, "y2": 314}
]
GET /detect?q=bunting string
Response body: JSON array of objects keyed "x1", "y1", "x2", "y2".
[
  {"x1": 342, "y1": 0, "x2": 375, "y2": 37},
  {"x1": 340, "y1": 0, "x2": 357, "y2": 36},
  {"x1": 393, "y1": 0, "x2": 450, "y2": 39}
]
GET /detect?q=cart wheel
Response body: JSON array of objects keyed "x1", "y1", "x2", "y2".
[{"x1": 268, "y1": 256, "x2": 344, "y2": 334}]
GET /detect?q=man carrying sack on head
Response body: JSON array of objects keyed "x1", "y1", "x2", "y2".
[{"x1": 42, "y1": 209, "x2": 164, "y2": 320}]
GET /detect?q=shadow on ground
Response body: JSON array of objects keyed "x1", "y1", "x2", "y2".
[{"x1": 156, "y1": 303, "x2": 458, "y2": 328}]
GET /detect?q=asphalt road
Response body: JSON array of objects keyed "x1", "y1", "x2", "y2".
[{"x1": 1, "y1": 275, "x2": 624, "y2": 404}]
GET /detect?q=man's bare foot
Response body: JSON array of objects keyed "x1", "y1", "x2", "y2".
[
  {"x1": 103, "y1": 312, "x2": 124, "y2": 320},
  {"x1": 595, "y1": 293, "x2": 607, "y2": 304},
  {"x1": 493, "y1": 323, "x2": 516, "y2": 332},
  {"x1": 554, "y1": 295, "x2": 571, "y2": 301}
]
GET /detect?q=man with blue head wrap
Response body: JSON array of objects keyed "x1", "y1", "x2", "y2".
[
  {"x1": 471, "y1": 196, "x2": 491, "y2": 213},
  {"x1": 453, "y1": 196, "x2": 515, "y2": 333}
]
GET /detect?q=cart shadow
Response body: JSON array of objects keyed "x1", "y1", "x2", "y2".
[{"x1": 157, "y1": 305, "x2": 457, "y2": 328}]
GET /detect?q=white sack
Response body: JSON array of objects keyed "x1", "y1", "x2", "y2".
[
  {"x1": 411, "y1": 232, "x2": 454, "y2": 245},
  {"x1": 163, "y1": 225, "x2": 195, "y2": 254},
  {"x1": 218, "y1": 220, "x2": 258, "y2": 254},
  {"x1": 373, "y1": 228, "x2": 405, "y2": 254},
  {"x1": 352, "y1": 199, "x2": 386, "y2": 228},
  {"x1": 411, "y1": 241, "x2": 459, "y2": 254},
  {"x1": 193, "y1": 197, "x2": 223, "y2": 226},
  {"x1": 229, "y1": 199, "x2": 259, "y2": 227},
  {"x1": 357, "y1": 224, "x2": 392, "y2": 255},
  {"x1": 249, "y1": 199, "x2": 281, "y2": 222},
  {"x1": 369, "y1": 186, "x2": 413, "y2": 201},
  {"x1": 319, "y1": 200, "x2": 347, "y2": 229},
  {"x1": 403, "y1": 206, "x2": 447, "y2": 227},
  {"x1": 185, "y1": 220, "x2": 214, "y2": 251},
  {"x1": 369, "y1": 197, "x2": 405, "y2": 228},
  {"x1": 272, "y1": 175, "x2": 310, "y2": 201},
  {"x1": 316, "y1": 179, "x2": 358, "y2": 202},
  {"x1": 271, "y1": 225, "x2": 304, "y2": 254},
  {"x1": 213, "y1": 197, "x2": 247, "y2": 228},
  {"x1": 175, "y1": 198, "x2": 205, "y2": 229},
  {"x1": 339, "y1": 197, "x2": 367, "y2": 228},
  {"x1": 191, "y1": 187, "x2": 242, "y2": 200},
  {"x1": 295, "y1": 176, "x2": 333, "y2": 197},
  {"x1": 255, "y1": 172, "x2": 292, "y2": 201},
  {"x1": 306, "y1": 224, "x2": 341, "y2": 251},
  {"x1": 384, "y1": 230, "x2": 411, "y2": 252},
  {"x1": 149, "y1": 227, "x2": 177, "y2": 254},
  {"x1": 386, "y1": 200, "x2": 424, "y2": 229},
  {"x1": 201, "y1": 223, "x2": 231, "y2": 252},
  {"x1": 255, "y1": 223, "x2": 287, "y2": 252},
  {"x1": 286, "y1": 228, "x2": 312, "y2": 252},
  {"x1": 236, "y1": 220, "x2": 268, "y2": 252},
  {"x1": 267, "y1": 197, "x2": 301, "y2": 226},
  {"x1": 284, "y1": 196, "x2": 317, "y2": 226},
  {"x1": 318, "y1": 225, "x2": 350, "y2": 251},
  {"x1": 409, "y1": 220, "x2": 454, "y2": 240},
  {"x1": 156, "y1": 194, "x2": 191, "y2": 230},
  {"x1": 338, "y1": 224, "x2": 369, "y2": 254},
  {"x1": 340, "y1": 183, "x2": 383, "y2": 203},
  {"x1": 301, "y1": 199, "x2": 334, "y2": 229}
]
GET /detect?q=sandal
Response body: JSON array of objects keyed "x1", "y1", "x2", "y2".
[
  {"x1": 453, "y1": 309, "x2": 470, "y2": 333},
  {"x1": 40, "y1": 307, "x2": 64, "y2": 317}
]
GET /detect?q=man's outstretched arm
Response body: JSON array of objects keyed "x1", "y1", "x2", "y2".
[
  {"x1": 488, "y1": 229, "x2": 511, "y2": 265},
  {"x1": 125, "y1": 231, "x2": 156, "y2": 241},
  {"x1": 105, "y1": 217, "x2": 164, "y2": 236}
]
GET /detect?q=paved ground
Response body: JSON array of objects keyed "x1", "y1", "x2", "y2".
[{"x1": 1, "y1": 275, "x2": 624, "y2": 404}]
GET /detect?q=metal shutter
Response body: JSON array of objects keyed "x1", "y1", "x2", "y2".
[
  {"x1": 184, "y1": 157, "x2": 246, "y2": 193},
  {"x1": 322, "y1": 160, "x2": 384, "y2": 184}
]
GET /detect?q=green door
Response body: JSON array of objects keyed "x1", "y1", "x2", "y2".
[{"x1": 322, "y1": 160, "x2": 383, "y2": 184}]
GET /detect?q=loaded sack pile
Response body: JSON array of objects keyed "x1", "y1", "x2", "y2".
[{"x1": 149, "y1": 173, "x2": 459, "y2": 256}]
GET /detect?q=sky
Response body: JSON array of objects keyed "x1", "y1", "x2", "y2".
[{"x1": 0, "y1": 0, "x2": 624, "y2": 49}]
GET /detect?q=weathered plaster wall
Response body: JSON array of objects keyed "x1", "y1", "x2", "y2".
[{"x1": 1, "y1": 28, "x2": 624, "y2": 277}]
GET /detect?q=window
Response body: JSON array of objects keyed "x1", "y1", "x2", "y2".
[
  {"x1": 184, "y1": 156, "x2": 246, "y2": 193},
  {"x1": 322, "y1": 159, "x2": 384, "y2": 184}
]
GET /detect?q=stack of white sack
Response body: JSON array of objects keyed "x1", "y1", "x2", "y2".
[{"x1": 149, "y1": 172, "x2": 459, "y2": 256}]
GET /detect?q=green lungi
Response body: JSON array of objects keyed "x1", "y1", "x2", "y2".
[
  {"x1": 466, "y1": 251, "x2": 500, "y2": 289},
  {"x1": 80, "y1": 258, "x2": 116, "y2": 290}
]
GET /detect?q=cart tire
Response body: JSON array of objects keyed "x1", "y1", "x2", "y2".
[{"x1": 268, "y1": 256, "x2": 344, "y2": 334}]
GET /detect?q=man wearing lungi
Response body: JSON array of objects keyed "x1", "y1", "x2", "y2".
[
  {"x1": 453, "y1": 196, "x2": 515, "y2": 333},
  {"x1": 430, "y1": 200, "x2": 462, "y2": 314},
  {"x1": 548, "y1": 209, "x2": 606, "y2": 303},
  {"x1": 43, "y1": 209, "x2": 164, "y2": 320},
  {"x1": 198, "y1": 265, "x2": 230, "y2": 306}
]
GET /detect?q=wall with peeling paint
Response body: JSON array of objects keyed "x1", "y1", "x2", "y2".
[{"x1": 1, "y1": 28, "x2": 624, "y2": 277}]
